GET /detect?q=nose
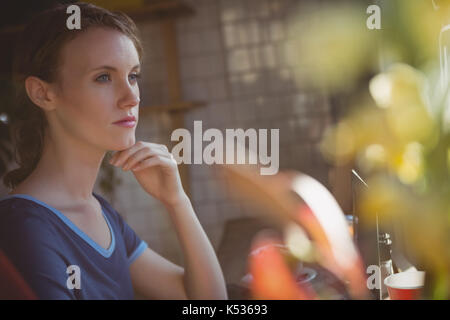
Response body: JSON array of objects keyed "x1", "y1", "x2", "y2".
[{"x1": 118, "y1": 81, "x2": 140, "y2": 109}]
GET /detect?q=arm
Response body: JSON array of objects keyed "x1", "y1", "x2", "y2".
[
  {"x1": 111, "y1": 141, "x2": 227, "y2": 300},
  {"x1": 130, "y1": 194, "x2": 228, "y2": 300}
]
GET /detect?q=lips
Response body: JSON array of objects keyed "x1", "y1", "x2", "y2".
[
  {"x1": 113, "y1": 115, "x2": 137, "y2": 128},
  {"x1": 113, "y1": 115, "x2": 136, "y2": 124}
]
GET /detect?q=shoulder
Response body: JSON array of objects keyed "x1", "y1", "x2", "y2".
[
  {"x1": 0, "y1": 197, "x2": 75, "y2": 299},
  {"x1": 0, "y1": 196, "x2": 57, "y2": 247},
  {"x1": 0, "y1": 197, "x2": 67, "y2": 276},
  {"x1": 0, "y1": 196, "x2": 53, "y2": 224}
]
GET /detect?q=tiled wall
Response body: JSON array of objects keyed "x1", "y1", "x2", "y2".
[{"x1": 95, "y1": 0, "x2": 333, "y2": 267}]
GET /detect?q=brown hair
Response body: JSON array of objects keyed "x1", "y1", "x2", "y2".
[{"x1": 3, "y1": 2, "x2": 144, "y2": 189}]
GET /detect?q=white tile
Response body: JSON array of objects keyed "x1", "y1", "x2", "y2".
[
  {"x1": 217, "y1": 201, "x2": 244, "y2": 222},
  {"x1": 269, "y1": 20, "x2": 285, "y2": 41},
  {"x1": 259, "y1": 44, "x2": 277, "y2": 69},
  {"x1": 240, "y1": 72, "x2": 259, "y2": 96},
  {"x1": 180, "y1": 57, "x2": 197, "y2": 79},
  {"x1": 290, "y1": 93, "x2": 310, "y2": 116},
  {"x1": 278, "y1": 145, "x2": 291, "y2": 169},
  {"x1": 141, "y1": 234, "x2": 162, "y2": 253},
  {"x1": 249, "y1": 47, "x2": 262, "y2": 70},
  {"x1": 267, "y1": 68, "x2": 295, "y2": 94},
  {"x1": 283, "y1": 43, "x2": 302, "y2": 68},
  {"x1": 233, "y1": 98, "x2": 256, "y2": 122},
  {"x1": 270, "y1": 0, "x2": 289, "y2": 17},
  {"x1": 185, "y1": 32, "x2": 203, "y2": 56},
  {"x1": 279, "y1": 94, "x2": 296, "y2": 116},
  {"x1": 194, "y1": 202, "x2": 220, "y2": 225},
  {"x1": 234, "y1": 22, "x2": 249, "y2": 46},
  {"x1": 198, "y1": 4, "x2": 220, "y2": 29},
  {"x1": 176, "y1": 18, "x2": 189, "y2": 35},
  {"x1": 289, "y1": 144, "x2": 312, "y2": 169},
  {"x1": 201, "y1": 55, "x2": 226, "y2": 77},
  {"x1": 235, "y1": 20, "x2": 261, "y2": 46},
  {"x1": 255, "y1": 96, "x2": 282, "y2": 120},
  {"x1": 220, "y1": 0, "x2": 246, "y2": 22},
  {"x1": 276, "y1": 41, "x2": 291, "y2": 68},
  {"x1": 206, "y1": 179, "x2": 226, "y2": 202},
  {"x1": 227, "y1": 49, "x2": 252, "y2": 73},
  {"x1": 246, "y1": 20, "x2": 262, "y2": 45},
  {"x1": 244, "y1": 72, "x2": 268, "y2": 97},
  {"x1": 222, "y1": 23, "x2": 240, "y2": 49},
  {"x1": 125, "y1": 211, "x2": 153, "y2": 237},
  {"x1": 183, "y1": 13, "x2": 204, "y2": 31},
  {"x1": 247, "y1": 0, "x2": 271, "y2": 19},
  {"x1": 229, "y1": 74, "x2": 244, "y2": 97},
  {"x1": 207, "y1": 101, "x2": 235, "y2": 128},
  {"x1": 190, "y1": 179, "x2": 207, "y2": 203},
  {"x1": 182, "y1": 79, "x2": 210, "y2": 101},
  {"x1": 207, "y1": 77, "x2": 228, "y2": 101},
  {"x1": 200, "y1": 29, "x2": 223, "y2": 53},
  {"x1": 146, "y1": 60, "x2": 166, "y2": 83}
]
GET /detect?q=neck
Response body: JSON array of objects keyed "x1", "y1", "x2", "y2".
[{"x1": 20, "y1": 128, "x2": 106, "y2": 204}]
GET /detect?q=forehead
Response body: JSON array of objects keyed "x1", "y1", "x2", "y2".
[{"x1": 59, "y1": 27, "x2": 140, "y2": 74}]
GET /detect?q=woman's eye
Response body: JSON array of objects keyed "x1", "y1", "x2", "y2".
[
  {"x1": 96, "y1": 74, "x2": 111, "y2": 82},
  {"x1": 129, "y1": 73, "x2": 141, "y2": 82}
]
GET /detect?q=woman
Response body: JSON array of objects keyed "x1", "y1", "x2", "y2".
[{"x1": 0, "y1": 2, "x2": 227, "y2": 300}]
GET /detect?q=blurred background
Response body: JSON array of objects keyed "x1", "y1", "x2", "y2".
[{"x1": 0, "y1": 0, "x2": 448, "y2": 299}]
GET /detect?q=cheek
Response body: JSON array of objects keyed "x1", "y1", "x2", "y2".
[{"x1": 59, "y1": 82, "x2": 114, "y2": 125}]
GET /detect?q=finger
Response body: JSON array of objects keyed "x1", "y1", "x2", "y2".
[
  {"x1": 111, "y1": 142, "x2": 171, "y2": 166},
  {"x1": 109, "y1": 144, "x2": 137, "y2": 165},
  {"x1": 131, "y1": 155, "x2": 174, "y2": 172},
  {"x1": 123, "y1": 148, "x2": 170, "y2": 171},
  {"x1": 141, "y1": 142, "x2": 169, "y2": 153},
  {"x1": 111, "y1": 141, "x2": 148, "y2": 166},
  {"x1": 145, "y1": 143, "x2": 169, "y2": 155}
]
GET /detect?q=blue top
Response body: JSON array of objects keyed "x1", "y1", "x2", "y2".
[{"x1": 0, "y1": 192, "x2": 148, "y2": 300}]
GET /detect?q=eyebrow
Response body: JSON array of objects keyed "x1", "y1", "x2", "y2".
[{"x1": 89, "y1": 64, "x2": 141, "y2": 72}]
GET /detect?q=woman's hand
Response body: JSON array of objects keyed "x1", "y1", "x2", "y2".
[{"x1": 109, "y1": 141, "x2": 187, "y2": 207}]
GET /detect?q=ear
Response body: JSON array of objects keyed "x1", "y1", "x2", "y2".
[{"x1": 24, "y1": 76, "x2": 58, "y2": 111}]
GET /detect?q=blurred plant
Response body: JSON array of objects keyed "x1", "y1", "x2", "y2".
[
  {"x1": 286, "y1": 0, "x2": 450, "y2": 299},
  {"x1": 321, "y1": 62, "x2": 450, "y2": 298},
  {"x1": 284, "y1": 2, "x2": 377, "y2": 92}
]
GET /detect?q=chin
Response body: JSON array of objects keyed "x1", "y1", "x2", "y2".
[{"x1": 111, "y1": 135, "x2": 136, "y2": 150}]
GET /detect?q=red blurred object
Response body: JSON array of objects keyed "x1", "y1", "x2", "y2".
[
  {"x1": 296, "y1": 204, "x2": 368, "y2": 298},
  {"x1": 387, "y1": 286, "x2": 422, "y2": 300},
  {"x1": 249, "y1": 233, "x2": 317, "y2": 300},
  {"x1": 0, "y1": 250, "x2": 37, "y2": 300},
  {"x1": 384, "y1": 271, "x2": 425, "y2": 300}
]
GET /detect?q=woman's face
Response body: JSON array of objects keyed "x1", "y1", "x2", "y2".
[{"x1": 50, "y1": 27, "x2": 140, "y2": 152}]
